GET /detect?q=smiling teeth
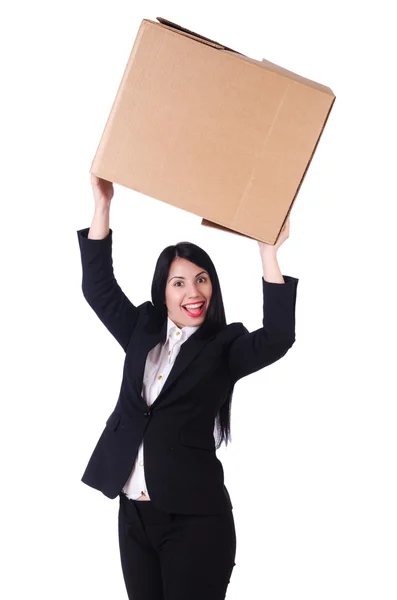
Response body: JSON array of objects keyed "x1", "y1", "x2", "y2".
[{"x1": 184, "y1": 303, "x2": 204, "y2": 309}]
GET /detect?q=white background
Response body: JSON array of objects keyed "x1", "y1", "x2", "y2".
[{"x1": 1, "y1": 1, "x2": 396, "y2": 598}]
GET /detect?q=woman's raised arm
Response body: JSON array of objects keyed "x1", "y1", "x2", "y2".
[
  {"x1": 77, "y1": 175, "x2": 139, "y2": 352},
  {"x1": 88, "y1": 174, "x2": 113, "y2": 239}
]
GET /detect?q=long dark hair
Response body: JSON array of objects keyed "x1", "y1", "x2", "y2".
[{"x1": 150, "y1": 241, "x2": 234, "y2": 449}]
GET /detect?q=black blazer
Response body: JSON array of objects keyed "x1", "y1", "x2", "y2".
[{"x1": 77, "y1": 227, "x2": 299, "y2": 514}]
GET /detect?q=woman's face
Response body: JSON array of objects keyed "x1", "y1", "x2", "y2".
[{"x1": 165, "y1": 257, "x2": 213, "y2": 329}]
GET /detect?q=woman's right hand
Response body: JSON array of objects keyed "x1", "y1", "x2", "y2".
[{"x1": 90, "y1": 173, "x2": 114, "y2": 211}]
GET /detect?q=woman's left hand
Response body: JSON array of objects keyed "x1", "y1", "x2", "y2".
[{"x1": 257, "y1": 215, "x2": 290, "y2": 253}]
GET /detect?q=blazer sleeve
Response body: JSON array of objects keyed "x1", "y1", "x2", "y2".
[
  {"x1": 77, "y1": 227, "x2": 139, "y2": 352},
  {"x1": 228, "y1": 275, "x2": 299, "y2": 384}
]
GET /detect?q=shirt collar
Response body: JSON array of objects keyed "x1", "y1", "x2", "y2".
[{"x1": 166, "y1": 316, "x2": 200, "y2": 344}]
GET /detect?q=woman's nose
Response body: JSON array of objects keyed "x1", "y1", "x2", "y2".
[{"x1": 186, "y1": 284, "x2": 201, "y2": 297}]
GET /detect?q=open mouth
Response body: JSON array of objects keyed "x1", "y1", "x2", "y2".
[{"x1": 182, "y1": 302, "x2": 205, "y2": 317}]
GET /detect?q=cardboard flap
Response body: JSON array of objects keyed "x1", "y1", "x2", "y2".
[
  {"x1": 156, "y1": 17, "x2": 240, "y2": 53},
  {"x1": 201, "y1": 218, "x2": 264, "y2": 242}
]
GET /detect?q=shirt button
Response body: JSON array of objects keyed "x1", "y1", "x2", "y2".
[
  {"x1": 158, "y1": 375, "x2": 163, "y2": 380},
  {"x1": 168, "y1": 351, "x2": 171, "y2": 355},
  {"x1": 139, "y1": 461, "x2": 144, "y2": 466},
  {"x1": 176, "y1": 331, "x2": 180, "y2": 336}
]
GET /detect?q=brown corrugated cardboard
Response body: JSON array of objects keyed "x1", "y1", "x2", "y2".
[{"x1": 90, "y1": 17, "x2": 335, "y2": 244}]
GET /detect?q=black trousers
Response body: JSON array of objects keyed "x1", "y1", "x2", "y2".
[{"x1": 118, "y1": 492, "x2": 236, "y2": 600}]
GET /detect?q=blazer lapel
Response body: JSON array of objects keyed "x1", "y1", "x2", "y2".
[
  {"x1": 135, "y1": 314, "x2": 213, "y2": 409},
  {"x1": 154, "y1": 332, "x2": 211, "y2": 405}
]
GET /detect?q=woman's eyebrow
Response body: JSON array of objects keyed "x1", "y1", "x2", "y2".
[{"x1": 168, "y1": 270, "x2": 208, "y2": 282}]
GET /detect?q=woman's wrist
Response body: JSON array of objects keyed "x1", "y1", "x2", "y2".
[{"x1": 88, "y1": 207, "x2": 110, "y2": 240}]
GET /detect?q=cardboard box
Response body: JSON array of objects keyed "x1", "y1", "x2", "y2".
[{"x1": 90, "y1": 17, "x2": 335, "y2": 244}]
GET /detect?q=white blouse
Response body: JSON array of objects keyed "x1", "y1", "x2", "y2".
[{"x1": 122, "y1": 316, "x2": 200, "y2": 500}]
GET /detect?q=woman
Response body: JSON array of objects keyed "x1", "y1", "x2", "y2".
[{"x1": 77, "y1": 174, "x2": 298, "y2": 600}]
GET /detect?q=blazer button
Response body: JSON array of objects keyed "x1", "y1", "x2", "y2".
[{"x1": 143, "y1": 411, "x2": 151, "y2": 418}]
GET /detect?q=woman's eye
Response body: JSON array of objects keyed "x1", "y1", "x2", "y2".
[{"x1": 174, "y1": 277, "x2": 206, "y2": 287}]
